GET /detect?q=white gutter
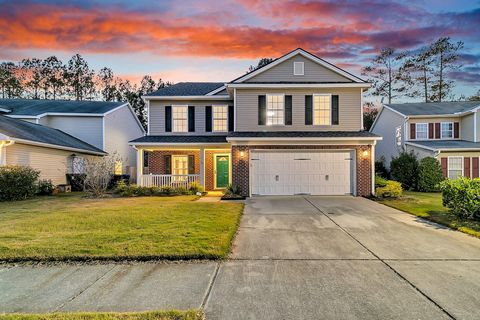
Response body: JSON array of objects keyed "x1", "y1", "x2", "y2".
[
  {"x1": 129, "y1": 142, "x2": 229, "y2": 146},
  {"x1": 226, "y1": 136, "x2": 382, "y2": 142},
  {"x1": 142, "y1": 95, "x2": 231, "y2": 100},
  {"x1": 10, "y1": 138, "x2": 106, "y2": 156},
  {"x1": 405, "y1": 141, "x2": 480, "y2": 152},
  {"x1": 226, "y1": 83, "x2": 371, "y2": 89}
]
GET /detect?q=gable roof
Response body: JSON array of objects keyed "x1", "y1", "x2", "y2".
[
  {"x1": 145, "y1": 82, "x2": 226, "y2": 97},
  {"x1": 0, "y1": 99, "x2": 126, "y2": 116},
  {"x1": 0, "y1": 115, "x2": 106, "y2": 155},
  {"x1": 385, "y1": 101, "x2": 480, "y2": 116},
  {"x1": 230, "y1": 48, "x2": 367, "y2": 84}
]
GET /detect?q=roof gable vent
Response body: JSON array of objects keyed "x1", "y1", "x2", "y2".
[{"x1": 293, "y1": 61, "x2": 304, "y2": 76}]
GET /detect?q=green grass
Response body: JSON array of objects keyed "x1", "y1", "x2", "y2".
[
  {"x1": 0, "y1": 310, "x2": 203, "y2": 320},
  {"x1": 378, "y1": 191, "x2": 480, "y2": 238},
  {"x1": 0, "y1": 193, "x2": 243, "y2": 261}
]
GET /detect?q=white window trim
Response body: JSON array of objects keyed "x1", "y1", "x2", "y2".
[
  {"x1": 415, "y1": 123, "x2": 428, "y2": 140},
  {"x1": 172, "y1": 105, "x2": 188, "y2": 133},
  {"x1": 293, "y1": 61, "x2": 304, "y2": 76},
  {"x1": 440, "y1": 122, "x2": 454, "y2": 139},
  {"x1": 447, "y1": 156, "x2": 464, "y2": 179},
  {"x1": 212, "y1": 105, "x2": 228, "y2": 133},
  {"x1": 266, "y1": 93, "x2": 285, "y2": 126},
  {"x1": 313, "y1": 93, "x2": 332, "y2": 126},
  {"x1": 172, "y1": 155, "x2": 189, "y2": 176}
]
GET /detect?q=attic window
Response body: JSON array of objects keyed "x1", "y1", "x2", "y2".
[{"x1": 294, "y1": 62, "x2": 304, "y2": 75}]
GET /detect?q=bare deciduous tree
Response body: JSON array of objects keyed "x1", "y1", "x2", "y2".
[{"x1": 82, "y1": 153, "x2": 122, "y2": 198}]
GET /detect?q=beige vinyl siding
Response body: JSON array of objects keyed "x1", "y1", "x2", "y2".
[
  {"x1": 235, "y1": 87, "x2": 362, "y2": 131},
  {"x1": 149, "y1": 99, "x2": 233, "y2": 135},
  {"x1": 405, "y1": 144, "x2": 435, "y2": 159},
  {"x1": 245, "y1": 54, "x2": 353, "y2": 83},
  {"x1": 41, "y1": 115, "x2": 104, "y2": 149},
  {"x1": 5, "y1": 143, "x2": 93, "y2": 185},
  {"x1": 104, "y1": 105, "x2": 144, "y2": 174},
  {"x1": 408, "y1": 117, "x2": 461, "y2": 140},
  {"x1": 461, "y1": 113, "x2": 474, "y2": 142},
  {"x1": 370, "y1": 107, "x2": 405, "y2": 166}
]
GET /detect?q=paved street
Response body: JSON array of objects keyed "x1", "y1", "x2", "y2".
[{"x1": 1, "y1": 196, "x2": 480, "y2": 319}]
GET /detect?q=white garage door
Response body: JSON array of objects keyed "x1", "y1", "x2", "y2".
[{"x1": 250, "y1": 150, "x2": 354, "y2": 196}]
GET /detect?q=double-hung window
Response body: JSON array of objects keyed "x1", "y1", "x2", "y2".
[
  {"x1": 313, "y1": 94, "x2": 331, "y2": 125},
  {"x1": 213, "y1": 105, "x2": 228, "y2": 132},
  {"x1": 172, "y1": 155, "x2": 188, "y2": 181},
  {"x1": 266, "y1": 94, "x2": 284, "y2": 125},
  {"x1": 172, "y1": 105, "x2": 188, "y2": 132},
  {"x1": 448, "y1": 156, "x2": 463, "y2": 179},
  {"x1": 441, "y1": 122, "x2": 453, "y2": 139},
  {"x1": 415, "y1": 123, "x2": 428, "y2": 139}
]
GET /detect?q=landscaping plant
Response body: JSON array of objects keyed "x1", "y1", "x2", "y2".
[
  {"x1": 83, "y1": 153, "x2": 121, "y2": 197},
  {"x1": 390, "y1": 151, "x2": 419, "y2": 190},
  {"x1": 375, "y1": 175, "x2": 402, "y2": 198},
  {"x1": 440, "y1": 177, "x2": 480, "y2": 220},
  {"x1": 0, "y1": 165, "x2": 40, "y2": 201},
  {"x1": 37, "y1": 179, "x2": 55, "y2": 195},
  {"x1": 418, "y1": 157, "x2": 444, "y2": 192}
]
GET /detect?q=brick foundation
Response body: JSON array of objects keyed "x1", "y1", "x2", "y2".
[{"x1": 232, "y1": 145, "x2": 373, "y2": 197}]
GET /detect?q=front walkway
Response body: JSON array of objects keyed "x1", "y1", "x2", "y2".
[{"x1": 2, "y1": 197, "x2": 480, "y2": 319}]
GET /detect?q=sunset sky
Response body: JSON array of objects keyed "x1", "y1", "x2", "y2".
[{"x1": 1, "y1": 0, "x2": 479, "y2": 102}]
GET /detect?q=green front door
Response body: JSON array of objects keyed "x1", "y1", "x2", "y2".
[{"x1": 215, "y1": 155, "x2": 229, "y2": 188}]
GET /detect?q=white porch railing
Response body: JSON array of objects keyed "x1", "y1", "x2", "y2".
[{"x1": 140, "y1": 174, "x2": 200, "y2": 188}]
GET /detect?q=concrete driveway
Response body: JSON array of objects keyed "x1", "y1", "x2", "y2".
[{"x1": 1, "y1": 196, "x2": 480, "y2": 319}]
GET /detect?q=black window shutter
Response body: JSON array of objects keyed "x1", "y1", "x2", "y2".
[
  {"x1": 285, "y1": 95, "x2": 292, "y2": 125},
  {"x1": 332, "y1": 95, "x2": 339, "y2": 125},
  {"x1": 228, "y1": 105, "x2": 234, "y2": 131},
  {"x1": 258, "y1": 95, "x2": 266, "y2": 125},
  {"x1": 305, "y1": 95, "x2": 313, "y2": 125},
  {"x1": 164, "y1": 155, "x2": 171, "y2": 174},
  {"x1": 188, "y1": 155, "x2": 195, "y2": 174},
  {"x1": 205, "y1": 106, "x2": 212, "y2": 132},
  {"x1": 165, "y1": 106, "x2": 172, "y2": 132},
  {"x1": 188, "y1": 106, "x2": 195, "y2": 132}
]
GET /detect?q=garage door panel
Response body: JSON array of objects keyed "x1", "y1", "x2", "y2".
[{"x1": 250, "y1": 150, "x2": 353, "y2": 196}]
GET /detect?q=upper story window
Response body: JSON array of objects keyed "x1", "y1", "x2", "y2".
[
  {"x1": 266, "y1": 94, "x2": 284, "y2": 125},
  {"x1": 213, "y1": 105, "x2": 228, "y2": 132},
  {"x1": 313, "y1": 94, "x2": 331, "y2": 125},
  {"x1": 172, "y1": 105, "x2": 188, "y2": 132},
  {"x1": 415, "y1": 123, "x2": 428, "y2": 139},
  {"x1": 294, "y1": 61, "x2": 304, "y2": 75},
  {"x1": 441, "y1": 122, "x2": 453, "y2": 139}
]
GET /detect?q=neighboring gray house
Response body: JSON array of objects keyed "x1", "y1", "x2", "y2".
[
  {"x1": 370, "y1": 101, "x2": 480, "y2": 179},
  {"x1": 0, "y1": 99, "x2": 145, "y2": 182},
  {"x1": 130, "y1": 48, "x2": 381, "y2": 197}
]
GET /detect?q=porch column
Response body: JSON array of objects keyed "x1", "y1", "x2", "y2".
[
  {"x1": 200, "y1": 146, "x2": 205, "y2": 189},
  {"x1": 136, "y1": 147, "x2": 143, "y2": 185}
]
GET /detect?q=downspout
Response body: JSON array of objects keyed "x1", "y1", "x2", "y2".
[
  {"x1": 403, "y1": 116, "x2": 410, "y2": 151},
  {"x1": 371, "y1": 140, "x2": 376, "y2": 196},
  {"x1": 474, "y1": 110, "x2": 477, "y2": 143},
  {"x1": 0, "y1": 140, "x2": 15, "y2": 166}
]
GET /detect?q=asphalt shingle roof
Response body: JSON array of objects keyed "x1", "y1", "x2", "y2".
[
  {"x1": 227, "y1": 131, "x2": 380, "y2": 138},
  {"x1": 0, "y1": 99, "x2": 125, "y2": 116},
  {"x1": 130, "y1": 135, "x2": 228, "y2": 144},
  {"x1": 145, "y1": 82, "x2": 226, "y2": 96},
  {"x1": 407, "y1": 140, "x2": 480, "y2": 150},
  {"x1": 386, "y1": 101, "x2": 480, "y2": 116},
  {"x1": 0, "y1": 115, "x2": 106, "y2": 154}
]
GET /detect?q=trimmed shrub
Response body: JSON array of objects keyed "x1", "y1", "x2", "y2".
[
  {"x1": 418, "y1": 157, "x2": 444, "y2": 192},
  {"x1": 114, "y1": 181, "x2": 193, "y2": 197},
  {"x1": 188, "y1": 182, "x2": 204, "y2": 194},
  {"x1": 440, "y1": 178, "x2": 480, "y2": 220},
  {"x1": 108, "y1": 174, "x2": 130, "y2": 189},
  {"x1": 390, "y1": 151, "x2": 419, "y2": 190},
  {"x1": 66, "y1": 174, "x2": 86, "y2": 191},
  {"x1": 375, "y1": 157, "x2": 390, "y2": 179},
  {"x1": 37, "y1": 179, "x2": 54, "y2": 195},
  {"x1": 0, "y1": 166, "x2": 40, "y2": 201},
  {"x1": 375, "y1": 175, "x2": 403, "y2": 198}
]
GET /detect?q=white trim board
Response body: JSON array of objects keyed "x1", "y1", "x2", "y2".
[
  {"x1": 226, "y1": 83, "x2": 370, "y2": 89},
  {"x1": 142, "y1": 95, "x2": 231, "y2": 100},
  {"x1": 205, "y1": 86, "x2": 227, "y2": 96}
]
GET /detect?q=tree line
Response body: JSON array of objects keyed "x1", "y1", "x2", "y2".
[
  {"x1": 361, "y1": 36, "x2": 479, "y2": 104},
  {"x1": 0, "y1": 54, "x2": 172, "y2": 127}
]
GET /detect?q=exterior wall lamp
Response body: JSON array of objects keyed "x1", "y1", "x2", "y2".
[{"x1": 240, "y1": 151, "x2": 245, "y2": 158}]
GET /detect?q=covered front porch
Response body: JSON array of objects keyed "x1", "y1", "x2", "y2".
[{"x1": 131, "y1": 137, "x2": 231, "y2": 191}]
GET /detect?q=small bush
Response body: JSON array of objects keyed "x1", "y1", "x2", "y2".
[
  {"x1": 37, "y1": 179, "x2": 55, "y2": 195},
  {"x1": 66, "y1": 174, "x2": 86, "y2": 191},
  {"x1": 376, "y1": 179, "x2": 403, "y2": 198},
  {"x1": 108, "y1": 174, "x2": 130, "y2": 189},
  {"x1": 224, "y1": 184, "x2": 242, "y2": 197},
  {"x1": 375, "y1": 157, "x2": 390, "y2": 179},
  {"x1": 418, "y1": 157, "x2": 444, "y2": 192},
  {"x1": 189, "y1": 182, "x2": 204, "y2": 194},
  {"x1": 390, "y1": 151, "x2": 419, "y2": 190},
  {"x1": 0, "y1": 166, "x2": 40, "y2": 201},
  {"x1": 440, "y1": 178, "x2": 480, "y2": 220},
  {"x1": 114, "y1": 181, "x2": 193, "y2": 197}
]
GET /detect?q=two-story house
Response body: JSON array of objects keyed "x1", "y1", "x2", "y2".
[
  {"x1": 0, "y1": 99, "x2": 145, "y2": 184},
  {"x1": 130, "y1": 48, "x2": 381, "y2": 197},
  {"x1": 370, "y1": 101, "x2": 480, "y2": 179}
]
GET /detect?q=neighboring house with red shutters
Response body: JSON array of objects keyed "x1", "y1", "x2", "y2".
[
  {"x1": 370, "y1": 101, "x2": 480, "y2": 179},
  {"x1": 130, "y1": 48, "x2": 382, "y2": 197}
]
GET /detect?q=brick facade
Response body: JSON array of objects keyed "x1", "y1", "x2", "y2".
[
  {"x1": 232, "y1": 145, "x2": 373, "y2": 197},
  {"x1": 148, "y1": 150, "x2": 200, "y2": 175}
]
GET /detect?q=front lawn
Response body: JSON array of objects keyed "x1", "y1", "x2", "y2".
[
  {"x1": 0, "y1": 310, "x2": 202, "y2": 320},
  {"x1": 0, "y1": 193, "x2": 243, "y2": 261},
  {"x1": 378, "y1": 191, "x2": 480, "y2": 238}
]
